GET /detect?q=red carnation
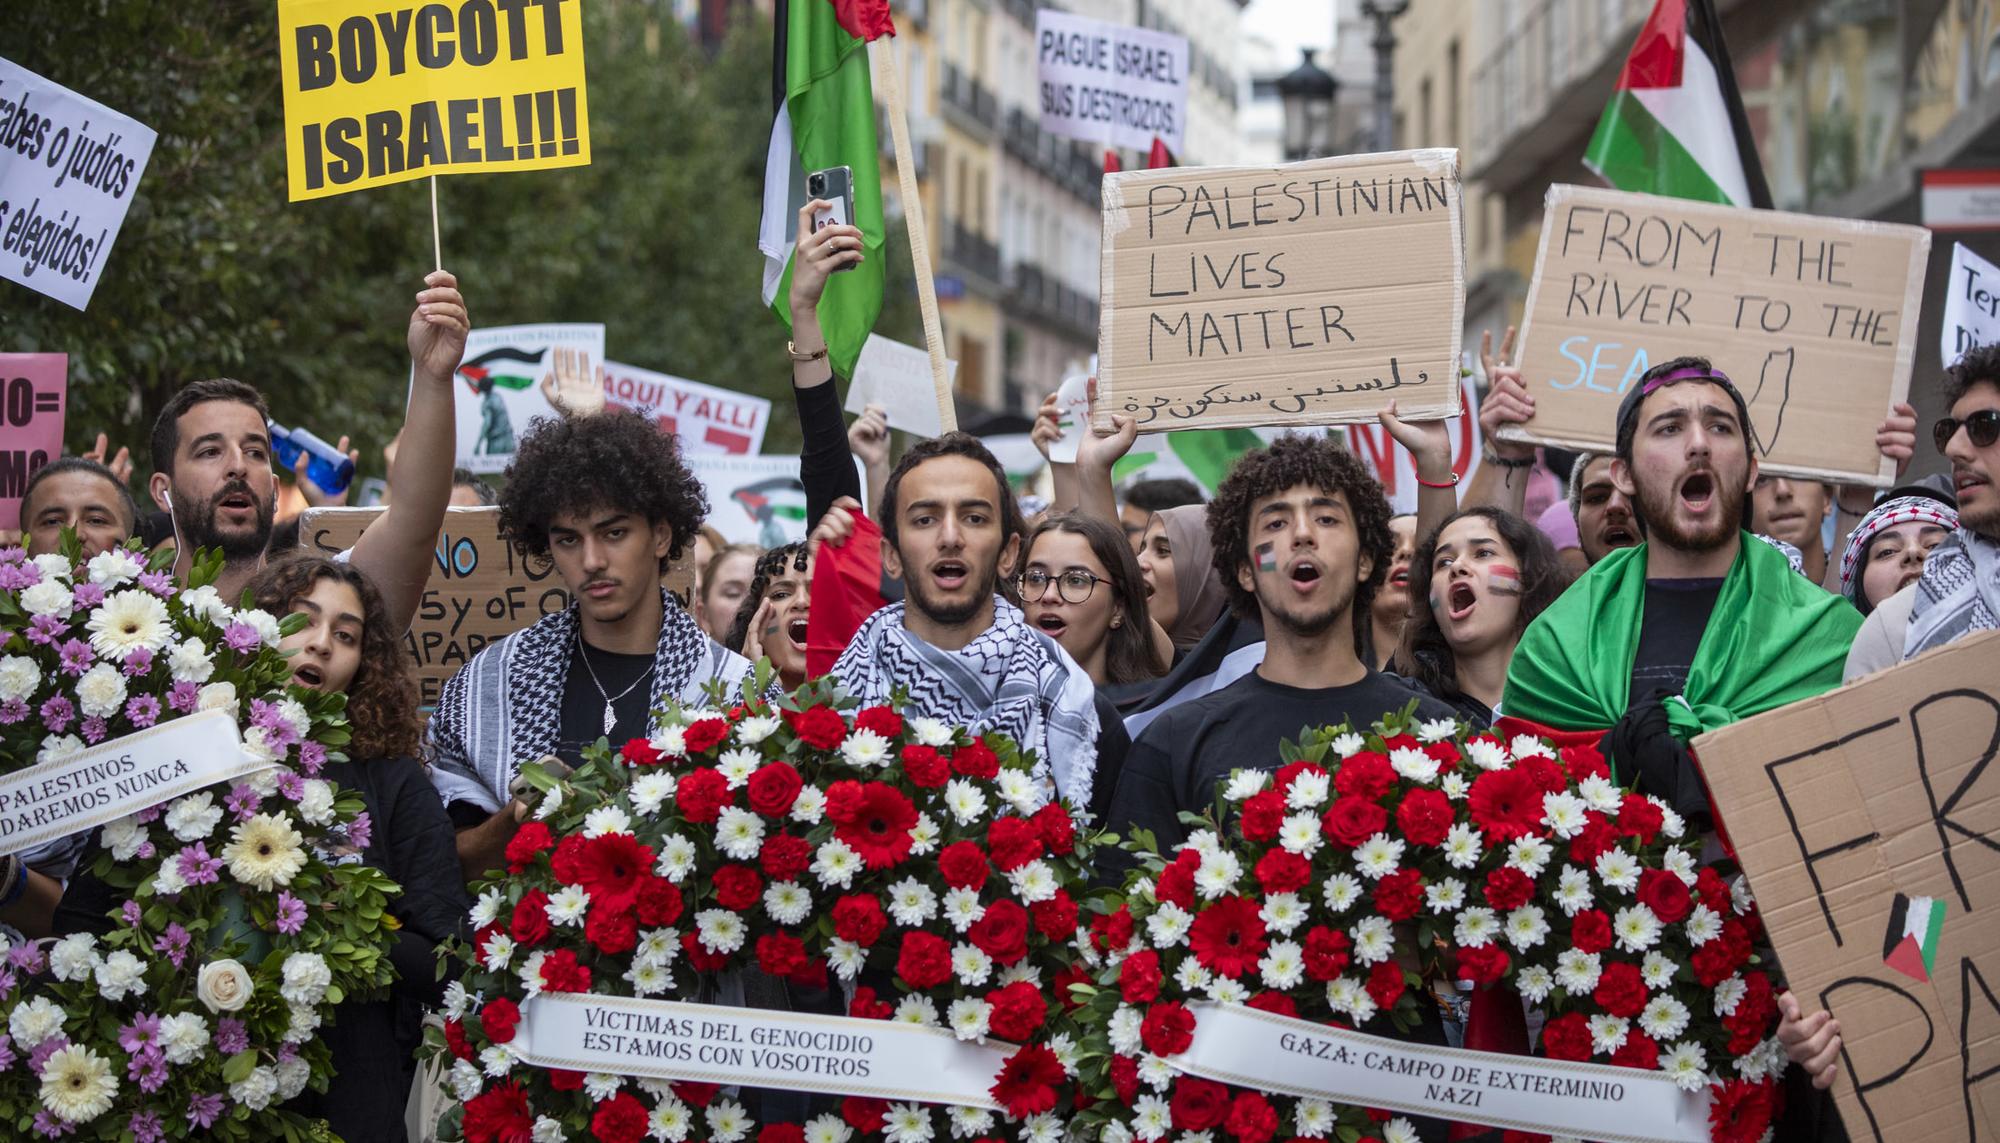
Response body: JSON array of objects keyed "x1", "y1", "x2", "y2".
[
  {"x1": 951, "y1": 738, "x2": 1001, "y2": 779},
  {"x1": 1617, "y1": 793, "x2": 1665, "y2": 844},
  {"x1": 1054, "y1": 961, "x2": 1092, "y2": 1010},
  {"x1": 849, "y1": 987, "x2": 893, "y2": 1020},
  {"x1": 1032, "y1": 802, "x2": 1076, "y2": 854},
  {"x1": 444, "y1": 1018, "x2": 474, "y2": 1061},
  {"x1": 538, "y1": 949, "x2": 592, "y2": 993},
  {"x1": 1120, "y1": 949, "x2": 1165, "y2": 1003},
  {"x1": 1708, "y1": 1080, "x2": 1776, "y2": 1143},
  {"x1": 1091, "y1": 905, "x2": 1136, "y2": 953},
  {"x1": 1372, "y1": 868, "x2": 1424, "y2": 922},
  {"x1": 841, "y1": 1097, "x2": 888, "y2": 1133},
  {"x1": 787, "y1": 705, "x2": 848, "y2": 749},
  {"x1": 1637, "y1": 868, "x2": 1694, "y2": 924},
  {"x1": 1570, "y1": 909, "x2": 1613, "y2": 955},
  {"x1": 1153, "y1": 850, "x2": 1200, "y2": 908},
  {"x1": 586, "y1": 905, "x2": 637, "y2": 955},
  {"x1": 461, "y1": 1080, "x2": 533, "y2": 1143},
  {"x1": 1467, "y1": 769, "x2": 1542, "y2": 843},
  {"x1": 1303, "y1": 926, "x2": 1352, "y2": 981},
  {"x1": 682, "y1": 930, "x2": 728, "y2": 972},
  {"x1": 1366, "y1": 961, "x2": 1408, "y2": 1010},
  {"x1": 1187, "y1": 896, "x2": 1268, "y2": 978},
  {"x1": 1109, "y1": 1054, "x2": 1141, "y2": 1105},
  {"x1": 759, "y1": 833, "x2": 812, "y2": 882},
  {"x1": 855, "y1": 705, "x2": 903, "y2": 739},
  {"x1": 675, "y1": 767, "x2": 730, "y2": 823},
  {"x1": 479, "y1": 997, "x2": 521, "y2": 1045},
  {"x1": 1516, "y1": 754, "x2": 1566, "y2": 795},
  {"x1": 832, "y1": 894, "x2": 889, "y2": 946},
  {"x1": 548, "y1": 1069, "x2": 586, "y2": 1091},
  {"x1": 833, "y1": 782, "x2": 920, "y2": 868},
  {"x1": 636, "y1": 876, "x2": 684, "y2": 926},
  {"x1": 1695, "y1": 867, "x2": 1732, "y2": 915},
  {"x1": 1484, "y1": 866, "x2": 1535, "y2": 911},
  {"x1": 1225, "y1": 1091, "x2": 1279, "y2": 1143},
  {"x1": 713, "y1": 865, "x2": 764, "y2": 912},
  {"x1": 550, "y1": 835, "x2": 591, "y2": 883},
  {"x1": 620, "y1": 738, "x2": 663, "y2": 767},
  {"x1": 504, "y1": 821, "x2": 556, "y2": 873},
  {"x1": 757, "y1": 932, "x2": 811, "y2": 978},
  {"x1": 1611, "y1": 1030, "x2": 1660, "y2": 1070},
  {"x1": 1334, "y1": 752, "x2": 1394, "y2": 799},
  {"x1": 591, "y1": 1091, "x2": 649, "y2": 1143},
  {"x1": 1240, "y1": 790, "x2": 1286, "y2": 841},
  {"x1": 1140, "y1": 1001, "x2": 1196, "y2": 1056},
  {"x1": 937, "y1": 841, "x2": 991, "y2": 890},
  {"x1": 683, "y1": 717, "x2": 730, "y2": 755},
  {"x1": 986, "y1": 980, "x2": 1047, "y2": 1041},
  {"x1": 1274, "y1": 759, "x2": 1326, "y2": 792},
  {"x1": 672, "y1": 1081, "x2": 719, "y2": 1107},
  {"x1": 1030, "y1": 890, "x2": 1080, "y2": 939},
  {"x1": 1395, "y1": 786, "x2": 1454, "y2": 846},
  {"x1": 1322, "y1": 796, "x2": 1390, "y2": 849},
  {"x1": 990, "y1": 1044, "x2": 1063, "y2": 1119},
  {"x1": 1559, "y1": 738, "x2": 1609, "y2": 782},
  {"x1": 1255, "y1": 849, "x2": 1312, "y2": 895},
  {"x1": 969, "y1": 899, "x2": 1032, "y2": 965},
  {"x1": 986, "y1": 817, "x2": 1043, "y2": 872},
  {"x1": 747, "y1": 762, "x2": 804, "y2": 817},
  {"x1": 901, "y1": 744, "x2": 948, "y2": 787},
  {"x1": 510, "y1": 890, "x2": 551, "y2": 946},
  {"x1": 759, "y1": 1127, "x2": 806, "y2": 1143},
  {"x1": 897, "y1": 931, "x2": 952, "y2": 988},
  {"x1": 1245, "y1": 991, "x2": 1299, "y2": 1018},
  {"x1": 1170, "y1": 1076, "x2": 1230, "y2": 1131},
  {"x1": 825, "y1": 779, "x2": 865, "y2": 823},
  {"x1": 1593, "y1": 961, "x2": 1648, "y2": 1018},
  {"x1": 1540, "y1": 1011, "x2": 1593, "y2": 1061},
  {"x1": 1568, "y1": 814, "x2": 1619, "y2": 864},
  {"x1": 1455, "y1": 944, "x2": 1509, "y2": 986}
]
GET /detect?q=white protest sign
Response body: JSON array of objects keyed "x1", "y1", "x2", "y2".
[
  {"x1": 0, "y1": 710, "x2": 268, "y2": 857},
  {"x1": 1035, "y1": 10, "x2": 1189, "y2": 157},
  {"x1": 1942, "y1": 243, "x2": 2000, "y2": 367},
  {"x1": 601, "y1": 361, "x2": 771, "y2": 456},
  {"x1": 687, "y1": 454, "x2": 809, "y2": 547},
  {"x1": 0, "y1": 58, "x2": 157, "y2": 310},
  {"x1": 1044, "y1": 373, "x2": 1093, "y2": 464},
  {"x1": 846, "y1": 334, "x2": 957, "y2": 440},
  {"x1": 450, "y1": 323, "x2": 606, "y2": 474},
  {"x1": 514, "y1": 992, "x2": 1014, "y2": 1109},
  {"x1": 1175, "y1": 1002, "x2": 1710, "y2": 1143}
]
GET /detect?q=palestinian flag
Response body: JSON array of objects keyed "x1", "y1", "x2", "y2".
[
  {"x1": 455, "y1": 347, "x2": 545, "y2": 396},
  {"x1": 732, "y1": 476, "x2": 811, "y2": 547},
  {"x1": 1112, "y1": 427, "x2": 1311, "y2": 495},
  {"x1": 1884, "y1": 894, "x2": 1947, "y2": 984},
  {"x1": 759, "y1": 0, "x2": 893, "y2": 379},
  {"x1": 1583, "y1": 0, "x2": 1770, "y2": 208}
]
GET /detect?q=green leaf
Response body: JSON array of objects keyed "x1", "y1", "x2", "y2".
[{"x1": 222, "y1": 1049, "x2": 259, "y2": 1084}]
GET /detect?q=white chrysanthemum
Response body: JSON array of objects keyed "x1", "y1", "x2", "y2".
[
  {"x1": 764, "y1": 881, "x2": 813, "y2": 925},
  {"x1": 1277, "y1": 812, "x2": 1323, "y2": 857},
  {"x1": 827, "y1": 938, "x2": 867, "y2": 981},
  {"x1": 994, "y1": 768, "x2": 1040, "y2": 814},
  {"x1": 1658, "y1": 802, "x2": 1688, "y2": 841},
  {"x1": 651, "y1": 726, "x2": 688, "y2": 757},
  {"x1": 49, "y1": 933, "x2": 101, "y2": 982},
  {"x1": 72, "y1": 661, "x2": 125, "y2": 717},
  {"x1": 1554, "y1": 949, "x2": 1601, "y2": 993},
  {"x1": 705, "y1": 1100, "x2": 751, "y2": 1143},
  {"x1": 1389, "y1": 746, "x2": 1438, "y2": 784},
  {"x1": 580, "y1": 805, "x2": 631, "y2": 839},
  {"x1": 1020, "y1": 1112, "x2": 1063, "y2": 1143},
  {"x1": 1661, "y1": 1042, "x2": 1709, "y2": 1092},
  {"x1": 0, "y1": 654, "x2": 41, "y2": 702},
  {"x1": 229, "y1": 1064, "x2": 280, "y2": 1111},
  {"x1": 1553, "y1": 865, "x2": 1593, "y2": 916},
  {"x1": 941, "y1": 887, "x2": 985, "y2": 932},
  {"x1": 93, "y1": 950, "x2": 147, "y2": 1002},
  {"x1": 840, "y1": 727, "x2": 892, "y2": 768},
  {"x1": 1613, "y1": 904, "x2": 1663, "y2": 952},
  {"x1": 881, "y1": 1102, "x2": 934, "y2": 1143},
  {"x1": 870, "y1": 877, "x2": 935, "y2": 928},
  {"x1": 1145, "y1": 902, "x2": 1192, "y2": 948},
  {"x1": 951, "y1": 943, "x2": 994, "y2": 987},
  {"x1": 1508, "y1": 733, "x2": 1551, "y2": 760},
  {"x1": 1514, "y1": 964, "x2": 1555, "y2": 1004},
  {"x1": 1507, "y1": 836, "x2": 1553, "y2": 878},
  {"x1": 1222, "y1": 770, "x2": 1269, "y2": 801},
  {"x1": 10, "y1": 996, "x2": 64, "y2": 1047},
  {"x1": 1260, "y1": 892, "x2": 1306, "y2": 935},
  {"x1": 280, "y1": 951, "x2": 332, "y2": 1006},
  {"x1": 1107, "y1": 1006, "x2": 1145, "y2": 1056},
  {"x1": 1383, "y1": 1118, "x2": 1423, "y2": 1143},
  {"x1": 1047, "y1": 1030, "x2": 1081, "y2": 1075},
  {"x1": 1684, "y1": 902, "x2": 1723, "y2": 947},
  {"x1": 714, "y1": 807, "x2": 766, "y2": 861},
  {"x1": 695, "y1": 909, "x2": 747, "y2": 954},
  {"x1": 223, "y1": 812, "x2": 306, "y2": 891},
  {"x1": 1325, "y1": 976, "x2": 1377, "y2": 1024},
  {"x1": 1663, "y1": 845, "x2": 1698, "y2": 886},
  {"x1": 1286, "y1": 770, "x2": 1331, "y2": 809},
  {"x1": 469, "y1": 888, "x2": 504, "y2": 928},
  {"x1": 547, "y1": 885, "x2": 591, "y2": 926},
  {"x1": 942, "y1": 779, "x2": 989, "y2": 825},
  {"x1": 1205, "y1": 974, "x2": 1249, "y2": 1004},
  {"x1": 39, "y1": 1043, "x2": 117, "y2": 1123},
  {"x1": 448, "y1": 1059, "x2": 483, "y2": 1103},
  {"x1": 812, "y1": 839, "x2": 862, "y2": 888},
  {"x1": 1425, "y1": 877, "x2": 1467, "y2": 913},
  {"x1": 480, "y1": 1044, "x2": 517, "y2": 1078},
  {"x1": 582, "y1": 1072, "x2": 623, "y2": 1100},
  {"x1": 1713, "y1": 974, "x2": 1748, "y2": 1017},
  {"x1": 909, "y1": 716, "x2": 954, "y2": 747},
  {"x1": 1504, "y1": 905, "x2": 1550, "y2": 951},
  {"x1": 650, "y1": 1096, "x2": 696, "y2": 1142},
  {"x1": 735, "y1": 714, "x2": 780, "y2": 744},
  {"x1": 1640, "y1": 995, "x2": 1691, "y2": 1041},
  {"x1": 1442, "y1": 823, "x2": 1483, "y2": 869},
  {"x1": 1258, "y1": 940, "x2": 1304, "y2": 989},
  {"x1": 946, "y1": 996, "x2": 992, "y2": 1041},
  {"x1": 1540, "y1": 792, "x2": 1588, "y2": 839},
  {"x1": 628, "y1": 771, "x2": 677, "y2": 816},
  {"x1": 1577, "y1": 774, "x2": 1622, "y2": 812},
  {"x1": 1594, "y1": 850, "x2": 1640, "y2": 893},
  {"x1": 624, "y1": 959, "x2": 673, "y2": 997},
  {"x1": 1330, "y1": 731, "x2": 1367, "y2": 758},
  {"x1": 717, "y1": 748, "x2": 760, "y2": 788},
  {"x1": 1453, "y1": 907, "x2": 1500, "y2": 948},
  {"x1": 19, "y1": 580, "x2": 73, "y2": 618},
  {"x1": 892, "y1": 994, "x2": 940, "y2": 1026},
  {"x1": 1588, "y1": 1013, "x2": 1629, "y2": 1055},
  {"x1": 1641, "y1": 951, "x2": 1677, "y2": 989},
  {"x1": 908, "y1": 813, "x2": 941, "y2": 856},
  {"x1": 236, "y1": 608, "x2": 283, "y2": 646},
  {"x1": 1132, "y1": 1094, "x2": 1172, "y2": 1141},
  {"x1": 1464, "y1": 737, "x2": 1509, "y2": 771},
  {"x1": 1185, "y1": 828, "x2": 1225, "y2": 859},
  {"x1": 530, "y1": 1116, "x2": 566, "y2": 1143},
  {"x1": 1353, "y1": 833, "x2": 1404, "y2": 880},
  {"x1": 1440, "y1": 771, "x2": 1470, "y2": 800},
  {"x1": 157, "y1": 1012, "x2": 209, "y2": 1065},
  {"x1": 634, "y1": 927, "x2": 680, "y2": 967},
  {"x1": 1008, "y1": 859, "x2": 1057, "y2": 903},
  {"x1": 656, "y1": 834, "x2": 698, "y2": 882},
  {"x1": 1193, "y1": 851, "x2": 1242, "y2": 898},
  {"x1": 792, "y1": 788, "x2": 830, "y2": 832},
  {"x1": 85, "y1": 548, "x2": 143, "y2": 587},
  {"x1": 1413, "y1": 717, "x2": 1455, "y2": 744},
  {"x1": 1322, "y1": 872, "x2": 1363, "y2": 913},
  {"x1": 1350, "y1": 916, "x2": 1395, "y2": 965},
  {"x1": 1173, "y1": 958, "x2": 1213, "y2": 993}
]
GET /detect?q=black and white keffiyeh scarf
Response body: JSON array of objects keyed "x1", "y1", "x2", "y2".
[
  {"x1": 1904, "y1": 529, "x2": 2000, "y2": 660},
  {"x1": 832, "y1": 597, "x2": 1101, "y2": 812},
  {"x1": 429, "y1": 589, "x2": 758, "y2": 812}
]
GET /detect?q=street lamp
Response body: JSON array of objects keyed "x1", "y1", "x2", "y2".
[
  {"x1": 1277, "y1": 48, "x2": 1338, "y2": 162},
  {"x1": 1362, "y1": 0, "x2": 1408, "y2": 152}
]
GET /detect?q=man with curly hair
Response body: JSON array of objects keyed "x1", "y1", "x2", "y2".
[
  {"x1": 1106, "y1": 433, "x2": 1454, "y2": 856},
  {"x1": 429, "y1": 411, "x2": 759, "y2": 880}
]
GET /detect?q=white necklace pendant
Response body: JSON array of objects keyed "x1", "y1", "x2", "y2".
[{"x1": 603, "y1": 702, "x2": 617, "y2": 736}]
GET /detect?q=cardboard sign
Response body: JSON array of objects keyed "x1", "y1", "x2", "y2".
[
  {"x1": 685, "y1": 455, "x2": 810, "y2": 547},
  {"x1": 0, "y1": 58, "x2": 157, "y2": 310},
  {"x1": 1096, "y1": 150, "x2": 1465, "y2": 434},
  {"x1": 450, "y1": 323, "x2": 605, "y2": 474},
  {"x1": 299, "y1": 506, "x2": 691, "y2": 709},
  {"x1": 1035, "y1": 9, "x2": 1189, "y2": 157},
  {"x1": 277, "y1": 0, "x2": 590, "y2": 201},
  {"x1": 845, "y1": 334, "x2": 957, "y2": 440},
  {"x1": 1345, "y1": 367, "x2": 1483, "y2": 514},
  {"x1": 1694, "y1": 630, "x2": 2000, "y2": 1142},
  {"x1": 602, "y1": 361, "x2": 771, "y2": 456},
  {"x1": 1942, "y1": 243, "x2": 2000, "y2": 367},
  {"x1": 1513, "y1": 184, "x2": 1928, "y2": 486},
  {"x1": 0, "y1": 353, "x2": 66, "y2": 529}
]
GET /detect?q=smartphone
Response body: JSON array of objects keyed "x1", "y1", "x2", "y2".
[{"x1": 807, "y1": 165, "x2": 857, "y2": 271}]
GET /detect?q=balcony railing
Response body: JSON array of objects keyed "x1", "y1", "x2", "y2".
[
  {"x1": 949, "y1": 222, "x2": 1002, "y2": 284},
  {"x1": 940, "y1": 62, "x2": 999, "y2": 134},
  {"x1": 1467, "y1": 0, "x2": 1653, "y2": 184},
  {"x1": 1007, "y1": 261, "x2": 1100, "y2": 342}
]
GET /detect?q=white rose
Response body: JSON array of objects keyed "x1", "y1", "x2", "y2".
[
  {"x1": 18, "y1": 580, "x2": 73, "y2": 618},
  {"x1": 74, "y1": 663, "x2": 127, "y2": 718},
  {"x1": 167, "y1": 637, "x2": 215, "y2": 683},
  {"x1": 295, "y1": 779, "x2": 336, "y2": 826},
  {"x1": 196, "y1": 681, "x2": 238, "y2": 716},
  {"x1": 0, "y1": 655, "x2": 41, "y2": 703},
  {"x1": 196, "y1": 959, "x2": 253, "y2": 1013}
]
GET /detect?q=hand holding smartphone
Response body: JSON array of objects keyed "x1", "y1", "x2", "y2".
[{"x1": 807, "y1": 165, "x2": 858, "y2": 272}]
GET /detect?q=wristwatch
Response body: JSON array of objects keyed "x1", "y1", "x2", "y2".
[{"x1": 787, "y1": 340, "x2": 828, "y2": 363}]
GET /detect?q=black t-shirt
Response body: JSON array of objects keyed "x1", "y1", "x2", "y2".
[
  {"x1": 1628, "y1": 578, "x2": 1723, "y2": 709},
  {"x1": 558, "y1": 641, "x2": 656, "y2": 764}
]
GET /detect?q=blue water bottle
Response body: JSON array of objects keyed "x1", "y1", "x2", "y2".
[{"x1": 268, "y1": 421, "x2": 356, "y2": 495}]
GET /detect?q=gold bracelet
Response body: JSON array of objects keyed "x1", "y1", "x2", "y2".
[{"x1": 787, "y1": 340, "x2": 828, "y2": 363}]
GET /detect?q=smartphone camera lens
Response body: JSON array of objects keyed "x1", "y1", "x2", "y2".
[{"x1": 809, "y1": 175, "x2": 825, "y2": 194}]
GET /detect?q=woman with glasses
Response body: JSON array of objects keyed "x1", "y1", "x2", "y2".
[{"x1": 1019, "y1": 512, "x2": 1158, "y2": 689}]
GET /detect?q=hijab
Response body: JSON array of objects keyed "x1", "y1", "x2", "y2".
[{"x1": 1159, "y1": 505, "x2": 1227, "y2": 652}]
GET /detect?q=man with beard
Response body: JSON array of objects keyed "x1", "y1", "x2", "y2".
[
  {"x1": 146, "y1": 271, "x2": 468, "y2": 632},
  {"x1": 1564, "y1": 453, "x2": 1640, "y2": 568},
  {"x1": 831, "y1": 433, "x2": 1120, "y2": 819}
]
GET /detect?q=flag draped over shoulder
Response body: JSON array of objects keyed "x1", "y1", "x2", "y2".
[
  {"x1": 1501, "y1": 538, "x2": 1860, "y2": 748},
  {"x1": 1583, "y1": 0, "x2": 1765, "y2": 208},
  {"x1": 759, "y1": 0, "x2": 892, "y2": 378}
]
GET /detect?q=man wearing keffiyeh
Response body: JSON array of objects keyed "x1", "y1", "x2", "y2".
[{"x1": 830, "y1": 434, "x2": 1117, "y2": 820}]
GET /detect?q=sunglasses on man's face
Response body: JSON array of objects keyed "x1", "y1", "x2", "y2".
[{"x1": 1934, "y1": 408, "x2": 2000, "y2": 454}]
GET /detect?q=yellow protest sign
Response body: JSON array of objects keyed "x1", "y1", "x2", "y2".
[{"x1": 277, "y1": 0, "x2": 591, "y2": 202}]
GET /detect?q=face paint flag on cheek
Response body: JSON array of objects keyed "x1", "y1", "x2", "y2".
[
  {"x1": 1255, "y1": 543, "x2": 1279, "y2": 573},
  {"x1": 1488, "y1": 565, "x2": 1523, "y2": 596}
]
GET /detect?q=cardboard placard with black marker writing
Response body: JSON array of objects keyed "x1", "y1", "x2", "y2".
[
  {"x1": 1511, "y1": 184, "x2": 1928, "y2": 486},
  {"x1": 300, "y1": 507, "x2": 690, "y2": 710},
  {"x1": 1095, "y1": 149, "x2": 1464, "y2": 433},
  {"x1": 1694, "y1": 630, "x2": 2000, "y2": 1141},
  {"x1": 277, "y1": 0, "x2": 590, "y2": 201}
]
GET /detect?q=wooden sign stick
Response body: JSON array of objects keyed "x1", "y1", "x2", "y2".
[{"x1": 869, "y1": 36, "x2": 957, "y2": 434}]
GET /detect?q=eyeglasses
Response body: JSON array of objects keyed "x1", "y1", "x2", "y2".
[
  {"x1": 1020, "y1": 568, "x2": 1104, "y2": 604},
  {"x1": 1934, "y1": 409, "x2": 2000, "y2": 453}
]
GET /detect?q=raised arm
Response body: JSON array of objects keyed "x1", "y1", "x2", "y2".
[
  {"x1": 1461, "y1": 327, "x2": 1536, "y2": 516},
  {"x1": 1074, "y1": 381, "x2": 1137, "y2": 527},
  {"x1": 349, "y1": 271, "x2": 469, "y2": 634},
  {"x1": 1377, "y1": 400, "x2": 1457, "y2": 549},
  {"x1": 787, "y1": 199, "x2": 866, "y2": 523}
]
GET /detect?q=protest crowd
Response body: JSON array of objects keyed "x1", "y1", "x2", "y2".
[{"x1": 6, "y1": 2, "x2": 2000, "y2": 1142}]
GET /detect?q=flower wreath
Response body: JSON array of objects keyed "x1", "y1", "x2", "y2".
[
  {"x1": 1073, "y1": 710, "x2": 1785, "y2": 1143},
  {"x1": 432, "y1": 670, "x2": 1100, "y2": 1143},
  {"x1": 0, "y1": 544, "x2": 400, "y2": 1140}
]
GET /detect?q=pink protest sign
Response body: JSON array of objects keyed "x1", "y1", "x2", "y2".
[{"x1": 0, "y1": 354, "x2": 69, "y2": 530}]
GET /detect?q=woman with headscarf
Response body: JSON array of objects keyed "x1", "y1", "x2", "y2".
[
  {"x1": 1838, "y1": 493, "x2": 1959, "y2": 615},
  {"x1": 1134, "y1": 503, "x2": 1229, "y2": 670}
]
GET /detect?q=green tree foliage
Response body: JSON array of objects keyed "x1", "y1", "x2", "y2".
[{"x1": 1, "y1": 1, "x2": 920, "y2": 483}]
